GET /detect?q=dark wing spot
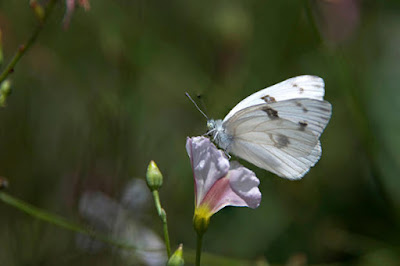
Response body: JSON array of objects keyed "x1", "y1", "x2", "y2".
[
  {"x1": 275, "y1": 134, "x2": 290, "y2": 148},
  {"x1": 299, "y1": 121, "x2": 308, "y2": 131},
  {"x1": 262, "y1": 107, "x2": 279, "y2": 119},
  {"x1": 299, "y1": 87, "x2": 304, "y2": 94},
  {"x1": 293, "y1": 83, "x2": 298, "y2": 87},
  {"x1": 296, "y1": 101, "x2": 308, "y2": 112},
  {"x1": 261, "y1": 95, "x2": 276, "y2": 103}
]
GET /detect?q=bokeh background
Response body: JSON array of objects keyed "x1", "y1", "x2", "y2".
[{"x1": 0, "y1": 0, "x2": 399, "y2": 265}]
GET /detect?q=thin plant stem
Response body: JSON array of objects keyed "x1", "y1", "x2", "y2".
[
  {"x1": 196, "y1": 231, "x2": 203, "y2": 266},
  {"x1": 0, "y1": 191, "x2": 137, "y2": 250},
  {"x1": 162, "y1": 210, "x2": 171, "y2": 256},
  {"x1": 0, "y1": 0, "x2": 57, "y2": 84},
  {"x1": 152, "y1": 190, "x2": 172, "y2": 257}
]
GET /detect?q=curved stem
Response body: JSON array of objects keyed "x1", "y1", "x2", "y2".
[
  {"x1": 0, "y1": 0, "x2": 57, "y2": 84},
  {"x1": 152, "y1": 190, "x2": 172, "y2": 257},
  {"x1": 195, "y1": 231, "x2": 203, "y2": 266}
]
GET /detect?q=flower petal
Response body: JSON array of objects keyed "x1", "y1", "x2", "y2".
[
  {"x1": 202, "y1": 176, "x2": 247, "y2": 214},
  {"x1": 199, "y1": 161, "x2": 261, "y2": 214},
  {"x1": 228, "y1": 161, "x2": 261, "y2": 209},
  {"x1": 186, "y1": 137, "x2": 230, "y2": 207}
]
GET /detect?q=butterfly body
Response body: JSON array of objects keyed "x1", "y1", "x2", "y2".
[
  {"x1": 207, "y1": 119, "x2": 232, "y2": 151},
  {"x1": 206, "y1": 75, "x2": 332, "y2": 180}
]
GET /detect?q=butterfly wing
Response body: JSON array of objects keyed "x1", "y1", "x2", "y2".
[
  {"x1": 224, "y1": 75, "x2": 325, "y2": 122},
  {"x1": 223, "y1": 99, "x2": 331, "y2": 179},
  {"x1": 265, "y1": 99, "x2": 332, "y2": 137},
  {"x1": 230, "y1": 138, "x2": 322, "y2": 179}
]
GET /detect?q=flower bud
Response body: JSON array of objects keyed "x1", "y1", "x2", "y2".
[
  {"x1": 167, "y1": 244, "x2": 184, "y2": 266},
  {"x1": 29, "y1": 0, "x2": 45, "y2": 22},
  {"x1": 0, "y1": 80, "x2": 12, "y2": 107},
  {"x1": 146, "y1": 160, "x2": 163, "y2": 191}
]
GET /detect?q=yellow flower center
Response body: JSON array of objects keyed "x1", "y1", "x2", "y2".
[{"x1": 193, "y1": 205, "x2": 212, "y2": 235}]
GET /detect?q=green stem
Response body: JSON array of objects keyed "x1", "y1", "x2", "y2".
[
  {"x1": 0, "y1": 0, "x2": 57, "y2": 84},
  {"x1": 162, "y1": 210, "x2": 171, "y2": 257},
  {"x1": 152, "y1": 190, "x2": 172, "y2": 257},
  {"x1": 0, "y1": 191, "x2": 136, "y2": 250},
  {"x1": 196, "y1": 231, "x2": 203, "y2": 266},
  {"x1": 152, "y1": 190, "x2": 162, "y2": 214}
]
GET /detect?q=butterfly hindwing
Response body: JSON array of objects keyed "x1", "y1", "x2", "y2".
[
  {"x1": 230, "y1": 138, "x2": 322, "y2": 179},
  {"x1": 221, "y1": 104, "x2": 322, "y2": 179}
]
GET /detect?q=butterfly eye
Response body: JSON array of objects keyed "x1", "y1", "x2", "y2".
[
  {"x1": 206, "y1": 120, "x2": 214, "y2": 130},
  {"x1": 206, "y1": 120, "x2": 218, "y2": 138}
]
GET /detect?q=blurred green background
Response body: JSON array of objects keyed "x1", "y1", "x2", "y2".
[{"x1": 0, "y1": 0, "x2": 400, "y2": 265}]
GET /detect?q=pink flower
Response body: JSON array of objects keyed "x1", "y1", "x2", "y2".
[
  {"x1": 64, "y1": 0, "x2": 91, "y2": 28},
  {"x1": 186, "y1": 136, "x2": 261, "y2": 233}
]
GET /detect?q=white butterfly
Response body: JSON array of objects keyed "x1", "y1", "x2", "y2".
[{"x1": 204, "y1": 75, "x2": 332, "y2": 180}]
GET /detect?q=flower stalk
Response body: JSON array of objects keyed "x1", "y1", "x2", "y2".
[
  {"x1": 195, "y1": 231, "x2": 204, "y2": 266},
  {"x1": 0, "y1": 0, "x2": 57, "y2": 84},
  {"x1": 146, "y1": 161, "x2": 172, "y2": 258},
  {"x1": 152, "y1": 190, "x2": 172, "y2": 257}
]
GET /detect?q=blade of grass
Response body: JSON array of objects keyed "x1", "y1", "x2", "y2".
[{"x1": 0, "y1": 191, "x2": 136, "y2": 250}]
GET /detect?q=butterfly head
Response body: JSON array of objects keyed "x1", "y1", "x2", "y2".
[
  {"x1": 206, "y1": 119, "x2": 224, "y2": 138},
  {"x1": 207, "y1": 119, "x2": 216, "y2": 131}
]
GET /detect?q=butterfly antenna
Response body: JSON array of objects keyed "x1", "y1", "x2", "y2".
[
  {"x1": 196, "y1": 94, "x2": 210, "y2": 119},
  {"x1": 185, "y1": 92, "x2": 209, "y2": 120}
]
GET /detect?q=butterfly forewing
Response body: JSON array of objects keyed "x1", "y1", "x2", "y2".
[{"x1": 224, "y1": 75, "x2": 325, "y2": 122}]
